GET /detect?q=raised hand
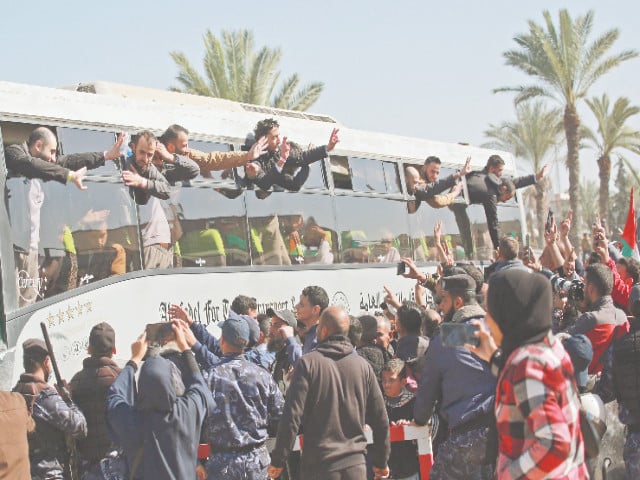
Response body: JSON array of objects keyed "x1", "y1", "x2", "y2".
[
  {"x1": 279, "y1": 136, "x2": 291, "y2": 162},
  {"x1": 247, "y1": 136, "x2": 269, "y2": 161},
  {"x1": 560, "y1": 210, "x2": 572, "y2": 237},
  {"x1": 104, "y1": 132, "x2": 126, "y2": 161},
  {"x1": 168, "y1": 304, "x2": 194, "y2": 325},
  {"x1": 69, "y1": 166, "x2": 88, "y2": 190},
  {"x1": 399, "y1": 257, "x2": 422, "y2": 281},
  {"x1": 131, "y1": 331, "x2": 148, "y2": 363},
  {"x1": 464, "y1": 320, "x2": 498, "y2": 363},
  {"x1": 536, "y1": 164, "x2": 549, "y2": 181},
  {"x1": 383, "y1": 285, "x2": 401, "y2": 309},
  {"x1": 460, "y1": 156, "x2": 472, "y2": 177},
  {"x1": 434, "y1": 220, "x2": 443, "y2": 244},
  {"x1": 327, "y1": 128, "x2": 340, "y2": 152}
]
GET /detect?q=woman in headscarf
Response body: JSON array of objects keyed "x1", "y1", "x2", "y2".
[{"x1": 468, "y1": 268, "x2": 588, "y2": 479}]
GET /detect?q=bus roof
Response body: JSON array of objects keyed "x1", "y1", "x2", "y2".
[{"x1": 0, "y1": 80, "x2": 515, "y2": 171}]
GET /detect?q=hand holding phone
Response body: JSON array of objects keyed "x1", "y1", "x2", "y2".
[
  {"x1": 397, "y1": 261, "x2": 407, "y2": 275},
  {"x1": 145, "y1": 322, "x2": 176, "y2": 347},
  {"x1": 440, "y1": 322, "x2": 480, "y2": 348},
  {"x1": 545, "y1": 210, "x2": 554, "y2": 233}
]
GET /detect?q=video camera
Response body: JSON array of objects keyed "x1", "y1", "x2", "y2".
[{"x1": 549, "y1": 274, "x2": 585, "y2": 303}]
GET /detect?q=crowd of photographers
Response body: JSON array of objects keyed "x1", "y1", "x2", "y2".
[{"x1": 4, "y1": 208, "x2": 640, "y2": 480}]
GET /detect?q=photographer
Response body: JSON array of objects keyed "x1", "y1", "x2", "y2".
[{"x1": 567, "y1": 261, "x2": 628, "y2": 377}]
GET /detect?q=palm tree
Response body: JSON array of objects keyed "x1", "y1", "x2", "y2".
[
  {"x1": 579, "y1": 179, "x2": 599, "y2": 229},
  {"x1": 495, "y1": 9, "x2": 638, "y2": 246},
  {"x1": 584, "y1": 94, "x2": 640, "y2": 218},
  {"x1": 484, "y1": 101, "x2": 563, "y2": 246},
  {"x1": 170, "y1": 29, "x2": 324, "y2": 111}
]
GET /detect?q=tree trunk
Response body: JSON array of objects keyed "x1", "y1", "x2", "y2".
[
  {"x1": 535, "y1": 178, "x2": 549, "y2": 248},
  {"x1": 564, "y1": 104, "x2": 581, "y2": 247},
  {"x1": 597, "y1": 154, "x2": 611, "y2": 222}
]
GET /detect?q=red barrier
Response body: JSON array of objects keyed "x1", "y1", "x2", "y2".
[{"x1": 201, "y1": 424, "x2": 433, "y2": 479}]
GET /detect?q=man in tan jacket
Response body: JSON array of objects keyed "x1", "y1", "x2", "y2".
[{"x1": 0, "y1": 391, "x2": 35, "y2": 480}]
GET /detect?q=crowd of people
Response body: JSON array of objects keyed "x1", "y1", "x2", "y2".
[
  {"x1": 3, "y1": 122, "x2": 640, "y2": 479},
  {"x1": 2, "y1": 207, "x2": 640, "y2": 479}
]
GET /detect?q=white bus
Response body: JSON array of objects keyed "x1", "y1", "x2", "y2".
[{"x1": 0, "y1": 80, "x2": 526, "y2": 388}]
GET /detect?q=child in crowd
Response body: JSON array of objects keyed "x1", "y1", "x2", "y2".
[{"x1": 381, "y1": 359, "x2": 420, "y2": 480}]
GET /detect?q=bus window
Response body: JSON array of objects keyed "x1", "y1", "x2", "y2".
[
  {"x1": 246, "y1": 191, "x2": 336, "y2": 266},
  {"x1": 57, "y1": 127, "x2": 119, "y2": 175},
  {"x1": 170, "y1": 186, "x2": 248, "y2": 267},
  {"x1": 382, "y1": 161, "x2": 401, "y2": 194},
  {"x1": 408, "y1": 201, "x2": 463, "y2": 263},
  {"x1": 334, "y1": 196, "x2": 411, "y2": 264},
  {"x1": 188, "y1": 141, "x2": 235, "y2": 182},
  {"x1": 50, "y1": 183, "x2": 141, "y2": 285},
  {"x1": 330, "y1": 155, "x2": 351, "y2": 190},
  {"x1": 300, "y1": 161, "x2": 326, "y2": 190},
  {"x1": 350, "y1": 157, "x2": 387, "y2": 193}
]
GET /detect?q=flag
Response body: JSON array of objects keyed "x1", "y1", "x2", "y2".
[{"x1": 620, "y1": 187, "x2": 638, "y2": 258}]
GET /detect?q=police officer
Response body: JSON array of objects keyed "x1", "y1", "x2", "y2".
[
  {"x1": 414, "y1": 274, "x2": 496, "y2": 479},
  {"x1": 203, "y1": 313, "x2": 284, "y2": 480},
  {"x1": 599, "y1": 285, "x2": 640, "y2": 477},
  {"x1": 13, "y1": 338, "x2": 87, "y2": 480}
]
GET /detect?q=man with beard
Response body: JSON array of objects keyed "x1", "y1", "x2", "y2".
[
  {"x1": 414, "y1": 274, "x2": 496, "y2": 480},
  {"x1": 13, "y1": 339, "x2": 87, "y2": 480},
  {"x1": 280, "y1": 286, "x2": 329, "y2": 366},
  {"x1": 568, "y1": 262, "x2": 628, "y2": 376},
  {"x1": 268, "y1": 309, "x2": 299, "y2": 394}
]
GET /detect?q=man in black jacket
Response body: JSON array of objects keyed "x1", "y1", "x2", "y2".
[
  {"x1": 450, "y1": 154, "x2": 548, "y2": 258},
  {"x1": 69, "y1": 322, "x2": 124, "y2": 478},
  {"x1": 269, "y1": 306, "x2": 390, "y2": 480},
  {"x1": 5, "y1": 126, "x2": 123, "y2": 306},
  {"x1": 245, "y1": 118, "x2": 339, "y2": 191}
]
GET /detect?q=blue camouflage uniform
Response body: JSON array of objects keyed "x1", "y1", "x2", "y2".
[
  {"x1": 204, "y1": 352, "x2": 284, "y2": 480},
  {"x1": 13, "y1": 373, "x2": 87, "y2": 480}
]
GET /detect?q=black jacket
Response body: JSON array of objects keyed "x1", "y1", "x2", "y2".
[
  {"x1": 465, "y1": 170, "x2": 535, "y2": 249},
  {"x1": 69, "y1": 356, "x2": 121, "y2": 464},
  {"x1": 271, "y1": 335, "x2": 390, "y2": 474},
  {"x1": 249, "y1": 146, "x2": 326, "y2": 191},
  {"x1": 5, "y1": 142, "x2": 106, "y2": 184}
]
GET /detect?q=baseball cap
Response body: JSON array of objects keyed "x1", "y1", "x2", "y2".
[
  {"x1": 266, "y1": 308, "x2": 296, "y2": 328},
  {"x1": 22, "y1": 338, "x2": 49, "y2": 361},
  {"x1": 221, "y1": 314, "x2": 250, "y2": 348},
  {"x1": 89, "y1": 322, "x2": 115, "y2": 356}
]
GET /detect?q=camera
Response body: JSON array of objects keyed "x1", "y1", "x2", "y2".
[{"x1": 549, "y1": 274, "x2": 585, "y2": 302}]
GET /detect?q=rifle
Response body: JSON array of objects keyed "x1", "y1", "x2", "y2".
[{"x1": 41, "y1": 322, "x2": 79, "y2": 480}]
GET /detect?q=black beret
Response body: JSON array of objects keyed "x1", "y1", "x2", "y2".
[{"x1": 441, "y1": 274, "x2": 476, "y2": 295}]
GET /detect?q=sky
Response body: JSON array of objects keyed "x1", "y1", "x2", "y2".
[{"x1": 1, "y1": 0, "x2": 638, "y2": 191}]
